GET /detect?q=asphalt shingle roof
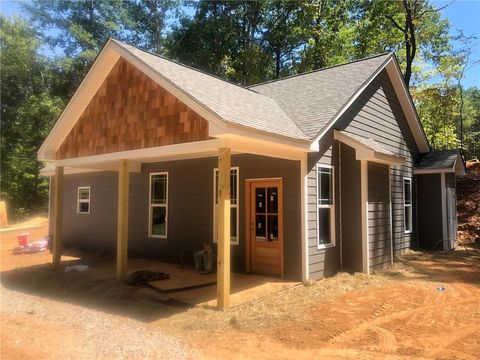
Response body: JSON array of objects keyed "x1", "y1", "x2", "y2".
[
  {"x1": 249, "y1": 54, "x2": 392, "y2": 139},
  {"x1": 415, "y1": 150, "x2": 461, "y2": 170},
  {"x1": 115, "y1": 40, "x2": 308, "y2": 140},
  {"x1": 115, "y1": 40, "x2": 393, "y2": 142}
]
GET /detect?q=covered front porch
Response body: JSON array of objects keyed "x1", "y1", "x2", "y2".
[{"x1": 44, "y1": 135, "x2": 308, "y2": 310}]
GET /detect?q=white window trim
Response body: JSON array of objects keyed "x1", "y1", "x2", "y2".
[
  {"x1": 149, "y1": 172, "x2": 168, "y2": 239},
  {"x1": 213, "y1": 167, "x2": 239, "y2": 245},
  {"x1": 316, "y1": 164, "x2": 336, "y2": 249},
  {"x1": 403, "y1": 177, "x2": 413, "y2": 234},
  {"x1": 77, "y1": 186, "x2": 91, "y2": 214}
]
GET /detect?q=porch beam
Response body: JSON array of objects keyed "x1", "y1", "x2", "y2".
[
  {"x1": 116, "y1": 159, "x2": 130, "y2": 283},
  {"x1": 217, "y1": 147, "x2": 231, "y2": 310},
  {"x1": 52, "y1": 166, "x2": 64, "y2": 268}
]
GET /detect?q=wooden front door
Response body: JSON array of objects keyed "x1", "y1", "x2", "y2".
[{"x1": 248, "y1": 180, "x2": 283, "y2": 276}]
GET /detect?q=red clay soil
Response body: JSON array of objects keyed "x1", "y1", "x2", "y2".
[{"x1": 457, "y1": 161, "x2": 480, "y2": 246}]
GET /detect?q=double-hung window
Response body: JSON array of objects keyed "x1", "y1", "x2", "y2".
[
  {"x1": 149, "y1": 172, "x2": 168, "y2": 238},
  {"x1": 403, "y1": 177, "x2": 413, "y2": 233},
  {"x1": 213, "y1": 167, "x2": 239, "y2": 245},
  {"x1": 317, "y1": 165, "x2": 335, "y2": 248},
  {"x1": 77, "y1": 187, "x2": 90, "y2": 214}
]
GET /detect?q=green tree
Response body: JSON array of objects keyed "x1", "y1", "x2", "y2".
[
  {"x1": 123, "y1": 0, "x2": 180, "y2": 54},
  {"x1": 462, "y1": 88, "x2": 480, "y2": 160},
  {"x1": 297, "y1": 0, "x2": 355, "y2": 72},
  {"x1": 1, "y1": 16, "x2": 64, "y2": 219},
  {"x1": 356, "y1": 0, "x2": 451, "y2": 88},
  {"x1": 23, "y1": 0, "x2": 129, "y2": 96}
]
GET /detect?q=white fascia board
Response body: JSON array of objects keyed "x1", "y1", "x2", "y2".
[
  {"x1": 53, "y1": 139, "x2": 227, "y2": 169},
  {"x1": 334, "y1": 130, "x2": 406, "y2": 165},
  {"x1": 310, "y1": 55, "x2": 394, "y2": 147},
  {"x1": 213, "y1": 123, "x2": 312, "y2": 152},
  {"x1": 38, "y1": 44, "x2": 121, "y2": 161},
  {"x1": 385, "y1": 60, "x2": 430, "y2": 153},
  {"x1": 40, "y1": 166, "x2": 105, "y2": 177},
  {"x1": 224, "y1": 134, "x2": 306, "y2": 161},
  {"x1": 413, "y1": 167, "x2": 454, "y2": 175},
  {"x1": 454, "y1": 158, "x2": 467, "y2": 176}
]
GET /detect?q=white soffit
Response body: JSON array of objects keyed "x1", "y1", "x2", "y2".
[{"x1": 334, "y1": 130, "x2": 406, "y2": 165}]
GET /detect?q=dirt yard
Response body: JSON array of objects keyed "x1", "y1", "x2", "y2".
[{"x1": 1, "y1": 218, "x2": 479, "y2": 359}]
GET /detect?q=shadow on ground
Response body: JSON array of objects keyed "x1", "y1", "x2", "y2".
[
  {"x1": 1, "y1": 252, "x2": 193, "y2": 323},
  {"x1": 378, "y1": 246, "x2": 480, "y2": 286}
]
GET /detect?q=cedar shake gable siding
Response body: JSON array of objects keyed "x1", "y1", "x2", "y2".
[{"x1": 56, "y1": 58, "x2": 209, "y2": 159}]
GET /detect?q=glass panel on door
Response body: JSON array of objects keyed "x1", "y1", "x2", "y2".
[
  {"x1": 255, "y1": 215, "x2": 266, "y2": 239},
  {"x1": 268, "y1": 215, "x2": 278, "y2": 241},
  {"x1": 255, "y1": 188, "x2": 266, "y2": 213},
  {"x1": 267, "y1": 187, "x2": 278, "y2": 213},
  {"x1": 254, "y1": 186, "x2": 279, "y2": 242}
]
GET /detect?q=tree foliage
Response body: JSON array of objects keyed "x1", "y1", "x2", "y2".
[{"x1": 0, "y1": 16, "x2": 64, "y2": 219}]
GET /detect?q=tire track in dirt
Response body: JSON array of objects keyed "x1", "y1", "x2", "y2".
[
  {"x1": 370, "y1": 325, "x2": 398, "y2": 353},
  {"x1": 328, "y1": 283, "x2": 478, "y2": 355}
]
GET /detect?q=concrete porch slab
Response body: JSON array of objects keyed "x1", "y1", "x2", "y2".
[{"x1": 126, "y1": 258, "x2": 300, "y2": 308}]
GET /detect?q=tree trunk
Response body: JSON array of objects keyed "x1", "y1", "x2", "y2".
[{"x1": 403, "y1": 0, "x2": 416, "y2": 89}]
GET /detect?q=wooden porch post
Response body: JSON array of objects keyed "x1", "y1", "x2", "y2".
[
  {"x1": 217, "y1": 147, "x2": 231, "y2": 310},
  {"x1": 52, "y1": 166, "x2": 64, "y2": 268},
  {"x1": 116, "y1": 159, "x2": 129, "y2": 283}
]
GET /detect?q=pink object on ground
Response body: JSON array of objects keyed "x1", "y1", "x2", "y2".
[{"x1": 17, "y1": 233, "x2": 28, "y2": 247}]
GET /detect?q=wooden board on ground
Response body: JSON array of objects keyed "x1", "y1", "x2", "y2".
[{"x1": 146, "y1": 269, "x2": 216, "y2": 293}]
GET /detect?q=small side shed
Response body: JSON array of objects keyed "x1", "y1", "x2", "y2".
[{"x1": 414, "y1": 150, "x2": 466, "y2": 251}]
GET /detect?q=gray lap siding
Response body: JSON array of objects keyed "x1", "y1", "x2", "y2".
[
  {"x1": 51, "y1": 154, "x2": 302, "y2": 280},
  {"x1": 307, "y1": 130, "x2": 340, "y2": 280},
  {"x1": 336, "y1": 69, "x2": 419, "y2": 256},
  {"x1": 367, "y1": 162, "x2": 392, "y2": 270}
]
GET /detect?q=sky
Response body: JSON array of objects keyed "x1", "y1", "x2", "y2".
[{"x1": 1, "y1": 0, "x2": 479, "y2": 87}]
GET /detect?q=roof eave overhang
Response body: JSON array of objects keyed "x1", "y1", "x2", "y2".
[
  {"x1": 334, "y1": 130, "x2": 406, "y2": 166},
  {"x1": 42, "y1": 134, "x2": 308, "y2": 175},
  {"x1": 414, "y1": 167, "x2": 455, "y2": 175},
  {"x1": 309, "y1": 55, "x2": 430, "y2": 154},
  {"x1": 414, "y1": 153, "x2": 467, "y2": 176}
]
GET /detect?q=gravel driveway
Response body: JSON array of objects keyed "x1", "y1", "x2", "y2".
[{"x1": 1, "y1": 283, "x2": 191, "y2": 359}]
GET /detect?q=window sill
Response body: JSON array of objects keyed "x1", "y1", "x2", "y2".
[
  {"x1": 149, "y1": 235, "x2": 167, "y2": 239},
  {"x1": 317, "y1": 243, "x2": 335, "y2": 250},
  {"x1": 404, "y1": 230, "x2": 413, "y2": 235}
]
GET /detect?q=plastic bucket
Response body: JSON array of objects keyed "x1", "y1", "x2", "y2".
[
  {"x1": 194, "y1": 251, "x2": 204, "y2": 270},
  {"x1": 17, "y1": 233, "x2": 28, "y2": 247},
  {"x1": 203, "y1": 253, "x2": 213, "y2": 272}
]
